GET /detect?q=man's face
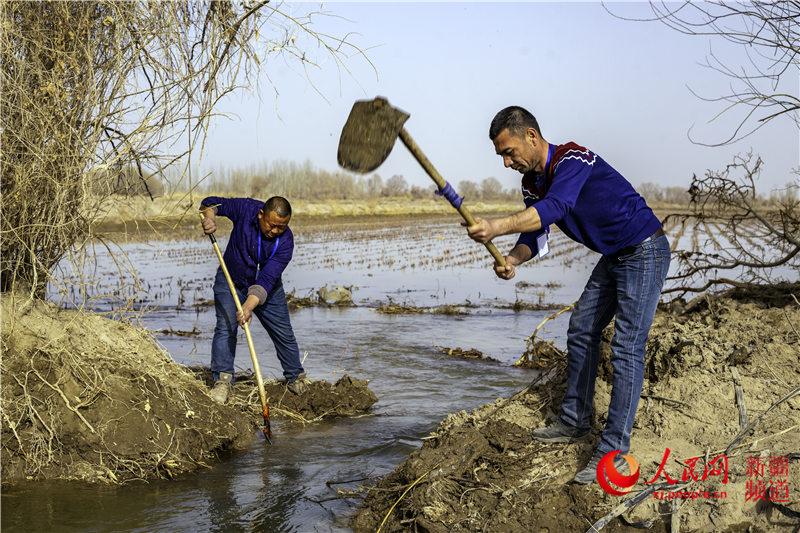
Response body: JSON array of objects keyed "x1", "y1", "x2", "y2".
[
  {"x1": 493, "y1": 128, "x2": 540, "y2": 174},
  {"x1": 258, "y1": 210, "x2": 290, "y2": 239}
]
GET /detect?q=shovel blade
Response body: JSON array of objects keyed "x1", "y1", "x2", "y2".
[{"x1": 337, "y1": 97, "x2": 410, "y2": 173}]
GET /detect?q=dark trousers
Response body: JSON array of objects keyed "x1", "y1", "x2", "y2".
[{"x1": 210, "y1": 268, "x2": 303, "y2": 383}]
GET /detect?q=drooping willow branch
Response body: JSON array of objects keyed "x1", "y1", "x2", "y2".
[{"x1": 0, "y1": 1, "x2": 373, "y2": 304}]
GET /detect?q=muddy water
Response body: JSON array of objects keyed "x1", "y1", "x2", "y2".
[{"x1": 4, "y1": 217, "x2": 588, "y2": 532}]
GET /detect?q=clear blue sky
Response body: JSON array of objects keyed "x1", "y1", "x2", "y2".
[{"x1": 199, "y1": 2, "x2": 798, "y2": 193}]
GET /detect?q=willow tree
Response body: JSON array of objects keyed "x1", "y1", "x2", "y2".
[{"x1": 1, "y1": 1, "x2": 367, "y2": 299}]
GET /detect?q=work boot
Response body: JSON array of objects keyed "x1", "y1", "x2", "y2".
[
  {"x1": 286, "y1": 372, "x2": 307, "y2": 395},
  {"x1": 573, "y1": 449, "x2": 631, "y2": 485},
  {"x1": 531, "y1": 419, "x2": 590, "y2": 444},
  {"x1": 210, "y1": 372, "x2": 233, "y2": 404}
]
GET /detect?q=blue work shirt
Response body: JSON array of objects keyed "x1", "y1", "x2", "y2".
[
  {"x1": 516, "y1": 142, "x2": 661, "y2": 256},
  {"x1": 201, "y1": 196, "x2": 294, "y2": 301}
]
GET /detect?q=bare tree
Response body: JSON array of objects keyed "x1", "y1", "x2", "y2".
[
  {"x1": 662, "y1": 186, "x2": 692, "y2": 206},
  {"x1": 665, "y1": 153, "x2": 799, "y2": 296},
  {"x1": 605, "y1": 2, "x2": 799, "y2": 295},
  {"x1": 367, "y1": 174, "x2": 384, "y2": 196},
  {"x1": 458, "y1": 180, "x2": 481, "y2": 202},
  {"x1": 1, "y1": 1, "x2": 370, "y2": 300},
  {"x1": 636, "y1": 182, "x2": 665, "y2": 204},
  {"x1": 382, "y1": 174, "x2": 408, "y2": 197},
  {"x1": 607, "y1": 1, "x2": 799, "y2": 146},
  {"x1": 480, "y1": 177, "x2": 505, "y2": 201}
]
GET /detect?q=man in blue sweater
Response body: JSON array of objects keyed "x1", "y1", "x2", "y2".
[
  {"x1": 200, "y1": 196, "x2": 305, "y2": 403},
  {"x1": 466, "y1": 106, "x2": 670, "y2": 484}
]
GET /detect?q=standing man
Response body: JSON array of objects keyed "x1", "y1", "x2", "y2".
[
  {"x1": 465, "y1": 106, "x2": 670, "y2": 484},
  {"x1": 200, "y1": 195, "x2": 305, "y2": 403}
]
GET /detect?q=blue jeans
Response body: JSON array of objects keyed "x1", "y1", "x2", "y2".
[
  {"x1": 211, "y1": 268, "x2": 304, "y2": 383},
  {"x1": 558, "y1": 235, "x2": 670, "y2": 455}
]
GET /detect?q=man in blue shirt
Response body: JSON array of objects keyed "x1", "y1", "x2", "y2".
[
  {"x1": 466, "y1": 106, "x2": 670, "y2": 484},
  {"x1": 200, "y1": 196, "x2": 305, "y2": 403}
]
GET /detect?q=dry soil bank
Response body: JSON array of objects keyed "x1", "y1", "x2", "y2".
[
  {"x1": 0, "y1": 293, "x2": 377, "y2": 485},
  {"x1": 352, "y1": 286, "x2": 800, "y2": 532}
]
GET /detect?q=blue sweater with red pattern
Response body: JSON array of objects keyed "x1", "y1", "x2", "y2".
[{"x1": 516, "y1": 142, "x2": 661, "y2": 256}]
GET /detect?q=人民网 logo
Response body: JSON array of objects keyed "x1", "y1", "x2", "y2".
[{"x1": 597, "y1": 451, "x2": 640, "y2": 495}]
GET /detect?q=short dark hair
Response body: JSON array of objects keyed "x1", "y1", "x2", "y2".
[
  {"x1": 262, "y1": 196, "x2": 292, "y2": 218},
  {"x1": 489, "y1": 106, "x2": 542, "y2": 140}
]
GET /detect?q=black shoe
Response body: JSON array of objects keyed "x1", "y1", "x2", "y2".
[
  {"x1": 531, "y1": 419, "x2": 590, "y2": 443},
  {"x1": 573, "y1": 450, "x2": 630, "y2": 485}
]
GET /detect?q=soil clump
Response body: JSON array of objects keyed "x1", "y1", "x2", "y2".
[
  {"x1": 352, "y1": 287, "x2": 800, "y2": 532},
  {"x1": 439, "y1": 347, "x2": 502, "y2": 364},
  {"x1": 191, "y1": 368, "x2": 378, "y2": 423},
  {"x1": 1, "y1": 293, "x2": 377, "y2": 486}
]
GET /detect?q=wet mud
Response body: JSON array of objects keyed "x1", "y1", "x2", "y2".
[
  {"x1": 352, "y1": 286, "x2": 800, "y2": 532},
  {"x1": 191, "y1": 368, "x2": 378, "y2": 423},
  {"x1": 0, "y1": 294, "x2": 377, "y2": 486},
  {"x1": 1, "y1": 294, "x2": 252, "y2": 484},
  {"x1": 376, "y1": 303, "x2": 471, "y2": 315},
  {"x1": 439, "y1": 347, "x2": 502, "y2": 364},
  {"x1": 284, "y1": 286, "x2": 568, "y2": 315},
  {"x1": 286, "y1": 285, "x2": 355, "y2": 310}
]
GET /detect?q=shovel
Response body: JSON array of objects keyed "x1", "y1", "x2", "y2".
[
  {"x1": 337, "y1": 97, "x2": 506, "y2": 266},
  {"x1": 199, "y1": 213, "x2": 272, "y2": 444}
]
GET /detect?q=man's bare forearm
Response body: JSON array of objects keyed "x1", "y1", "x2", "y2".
[
  {"x1": 465, "y1": 207, "x2": 544, "y2": 245},
  {"x1": 242, "y1": 294, "x2": 260, "y2": 312},
  {"x1": 496, "y1": 206, "x2": 542, "y2": 236},
  {"x1": 507, "y1": 244, "x2": 533, "y2": 266}
]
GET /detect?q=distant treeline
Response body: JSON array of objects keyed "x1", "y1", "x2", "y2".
[
  {"x1": 190, "y1": 160, "x2": 793, "y2": 206},
  {"x1": 199, "y1": 160, "x2": 520, "y2": 202}
]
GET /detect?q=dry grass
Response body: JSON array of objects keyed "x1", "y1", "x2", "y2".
[
  {"x1": 93, "y1": 193, "x2": 522, "y2": 229},
  {"x1": 1, "y1": 1, "x2": 370, "y2": 305},
  {"x1": 0, "y1": 292, "x2": 254, "y2": 484}
]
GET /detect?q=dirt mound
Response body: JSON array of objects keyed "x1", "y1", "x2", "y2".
[
  {"x1": 1, "y1": 294, "x2": 378, "y2": 486},
  {"x1": 1, "y1": 294, "x2": 257, "y2": 485},
  {"x1": 352, "y1": 289, "x2": 800, "y2": 532},
  {"x1": 261, "y1": 374, "x2": 377, "y2": 421},
  {"x1": 191, "y1": 368, "x2": 378, "y2": 423}
]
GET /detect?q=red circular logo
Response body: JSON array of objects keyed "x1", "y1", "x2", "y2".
[{"x1": 597, "y1": 451, "x2": 640, "y2": 495}]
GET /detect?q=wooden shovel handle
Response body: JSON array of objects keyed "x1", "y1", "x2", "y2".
[
  {"x1": 398, "y1": 128, "x2": 506, "y2": 267},
  {"x1": 199, "y1": 212, "x2": 269, "y2": 413}
]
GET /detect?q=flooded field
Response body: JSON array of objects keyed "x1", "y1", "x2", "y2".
[{"x1": 4, "y1": 212, "x2": 776, "y2": 532}]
